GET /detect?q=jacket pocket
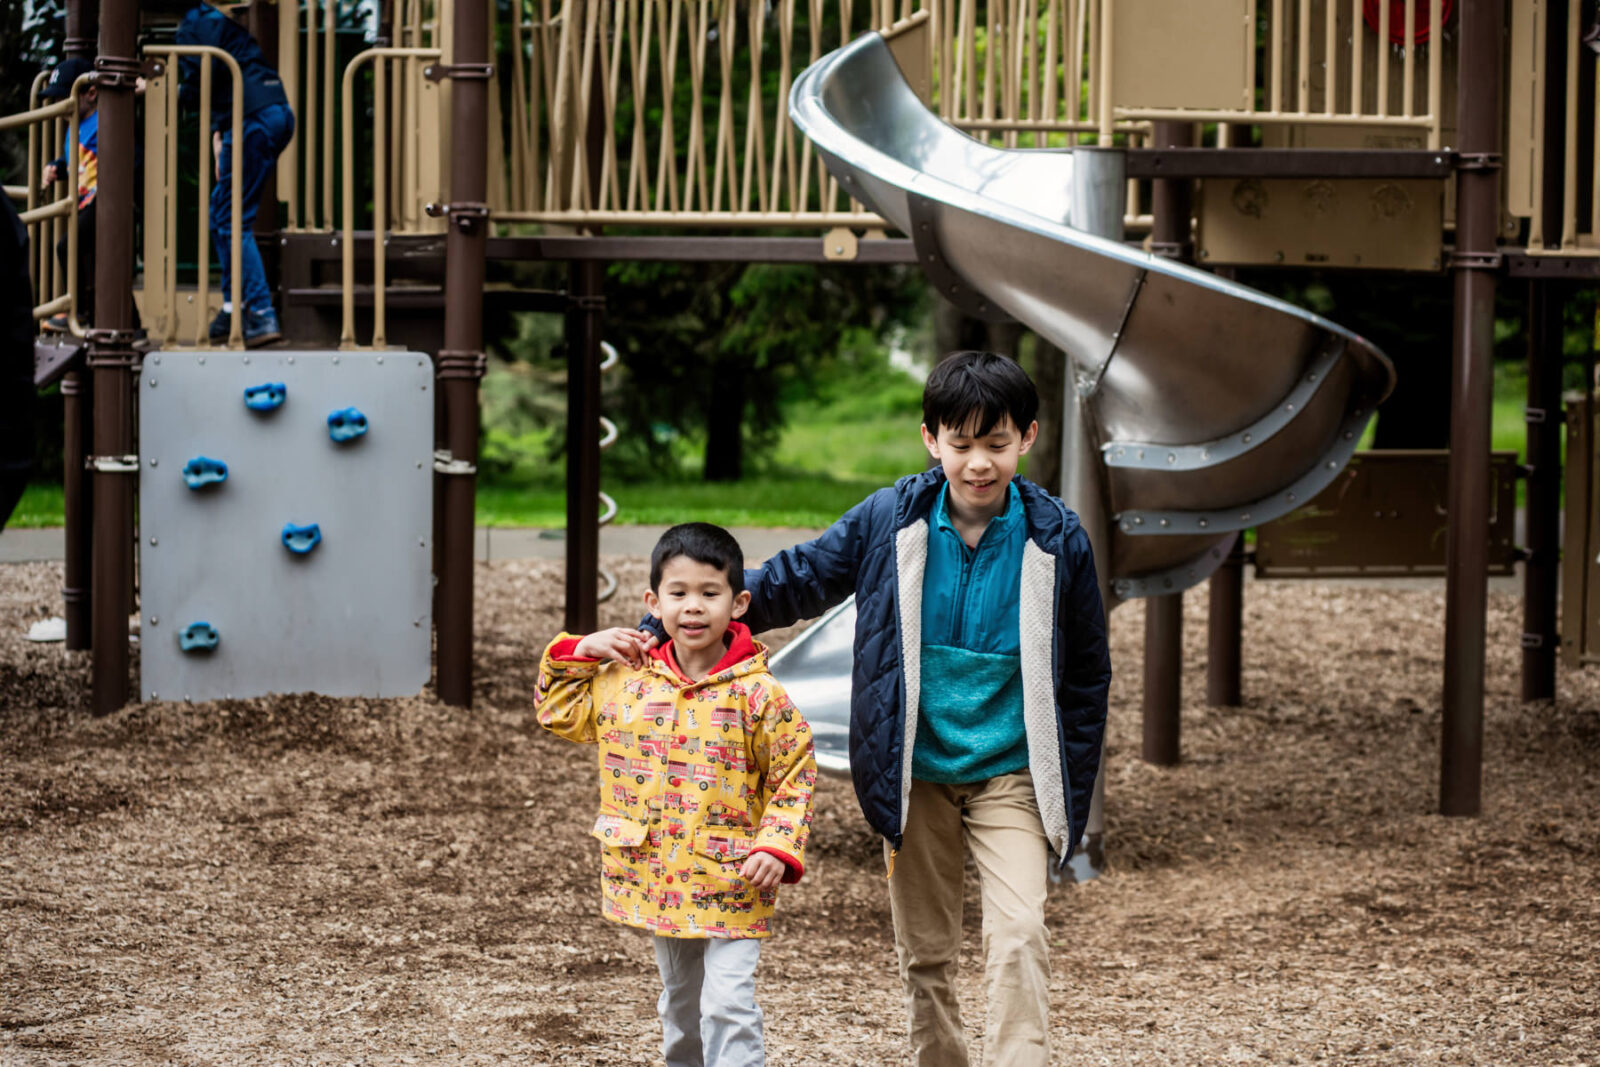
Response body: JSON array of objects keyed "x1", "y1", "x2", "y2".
[
  {"x1": 591, "y1": 811, "x2": 649, "y2": 848},
  {"x1": 690, "y1": 828, "x2": 758, "y2": 899}
]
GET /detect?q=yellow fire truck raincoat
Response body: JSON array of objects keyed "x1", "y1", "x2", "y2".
[{"x1": 535, "y1": 623, "x2": 816, "y2": 939}]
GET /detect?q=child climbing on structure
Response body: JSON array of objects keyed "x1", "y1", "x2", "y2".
[{"x1": 535, "y1": 522, "x2": 816, "y2": 1067}]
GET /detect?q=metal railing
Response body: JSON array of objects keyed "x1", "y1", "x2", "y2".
[
  {"x1": 4, "y1": 72, "x2": 89, "y2": 334},
  {"x1": 488, "y1": 0, "x2": 1450, "y2": 231},
  {"x1": 1524, "y1": 0, "x2": 1599, "y2": 253},
  {"x1": 141, "y1": 44, "x2": 246, "y2": 346},
  {"x1": 338, "y1": 45, "x2": 444, "y2": 348}
]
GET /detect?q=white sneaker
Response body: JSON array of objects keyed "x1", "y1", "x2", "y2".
[{"x1": 25, "y1": 617, "x2": 67, "y2": 643}]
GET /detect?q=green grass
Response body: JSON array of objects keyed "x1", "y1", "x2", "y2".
[
  {"x1": 477, "y1": 472, "x2": 892, "y2": 529},
  {"x1": 7, "y1": 359, "x2": 1557, "y2": 531},
  {"x1": 6, "y1": 483, "x2": 63, "y2": 529}
]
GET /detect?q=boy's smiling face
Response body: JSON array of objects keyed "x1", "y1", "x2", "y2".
[
  {"x1": 922, "y1": 414, "x2": 1038, "y2": 522},
  {"x1": 644, "y1": 556, "x2": 751, "y2": 665}
]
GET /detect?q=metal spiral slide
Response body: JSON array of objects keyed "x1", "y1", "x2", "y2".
[{"x1": 771, "y1": 30, "x2": 1396, "y2": 775}]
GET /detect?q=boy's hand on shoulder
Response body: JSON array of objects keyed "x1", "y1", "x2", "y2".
[
  {"x1": 740, "y1": 852, "x2": 786, "y2": 890},
  {"x1": 573, "y1": 627, "x2": 654, "y2": 668}
]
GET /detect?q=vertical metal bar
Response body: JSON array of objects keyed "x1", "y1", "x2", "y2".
[
  {"x1": 1403, "y1": 0, "x2": 1416, "y2": 116},
  {"x1": 59, "y1": 7, "x2": 93, "y2": 650},
  {"x1": 281, "y1": 0, "x2": 301, "y2": 228},
  {"x1": 196, "y1": 55, "x2": 212, "y2": 346},
  {"x1": 1563, "y1": 0, "x2": 1581, "y2": 249},
  {"x1": 324, "y1": 0, "x2": 337, "y2": 231},
  {"x1": 89, "y1": 0, "x2": 139, "y2": 714},
  {"x1": 1427, "y1": 0, "x2": 1442, "y2": 145},
  {"x1": 1271, "y1": 0, "x2": 1284, "y2": 113},
  {"x1": 1142, "y1": 593, "x2": 1182, "y2": 765},
  {"x1": 1351, "y1": 0, "x2": 1363, "y2": 114},
  {"x1": 374, "y1": 55, "x2": 388, "y2": 347},
  {"x1": 1378, "y1": 0, "x2": 1391, "y2": 116},
  {"x1": 565, "y1": 259, "x2": 604, "y2": 636},
  {"x1": 228, "y1": 71, "x2": 244, "y2": 346},
  {"x1": 1324, "y1": 0, "x2": 1337, "y2": 115},
  {"x1": 61, "y1": 373, "x2": 93, "y2": 650},
  {"x1": 165, "y1": 68, "x2": 179, "y2": 338},
  {"x1": 1297, "y1": 0, "x2": 1311, "y2": 113},
  {"x1": 1142, "y1": 118, "x2": 1192, "y2": 762},
  {"x1": 1062, "y1": 144, "x2": 1123, "y2": 874},
  {"x1": 437, "y1": 0, "x2": 493, "y2": 707},
  {"x1": 1441, "y1": 0, "x2": 1506, "y2": 817},
  {"x1": 1096, "y1": 0, "x2": 1112, "y2": 142},
  {"x1": 1207, "y1": 535, "x2": 1245, "y2": 706},
  {"x1": 1522, "y1": 280, "x2": 1562, "y2": 702},
  {"x1": 304, "y1": 0, "x2": 319, "y2": 227},
  {"x1": 340, "y1": 52, "x2": 365, "y2": 347}
]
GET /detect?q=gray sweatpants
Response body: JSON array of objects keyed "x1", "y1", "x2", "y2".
[{"x1": 653, "y1": 935, "x2": 764, "y2": 1067}]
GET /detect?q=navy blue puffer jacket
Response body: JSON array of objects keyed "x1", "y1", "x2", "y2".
[{"x1": 739, "y1": 470, "x2": 1111, "y2": 865}]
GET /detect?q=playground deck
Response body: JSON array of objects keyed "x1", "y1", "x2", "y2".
[{"x1": 2, "y1": 556, "x2": 1596, "y2": 1065}]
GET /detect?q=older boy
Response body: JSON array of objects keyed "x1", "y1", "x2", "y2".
[
  {"x1": 687, "y1": 351, "x2": 1112, "y2": 1066},
  {"x1": 537, "y1": 522, "x2": 816, "y2": 1067}
]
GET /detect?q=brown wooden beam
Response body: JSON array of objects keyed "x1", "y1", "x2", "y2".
[{"x1": 1125, "y1": 148, "x2": 1457, "y2": 180}]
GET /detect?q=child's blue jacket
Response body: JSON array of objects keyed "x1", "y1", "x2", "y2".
[{"x1": 739, "y1": 468, "x2": 1112, "y2": 865}]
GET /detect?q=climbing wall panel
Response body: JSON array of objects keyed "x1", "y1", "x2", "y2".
[{"x1": 138, "y1": 350, "x2": 434, "y2": 702}]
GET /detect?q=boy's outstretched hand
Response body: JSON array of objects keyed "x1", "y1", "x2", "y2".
[
  {"x1": 574, "y1": 627, "x2": 654, "y2": 668},
  {"x1": 740, "y1": 852, "x2": 786, "y2": 890}
]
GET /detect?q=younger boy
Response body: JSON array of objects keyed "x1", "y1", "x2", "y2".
[
  {"x1": 689, "y1": 351, "x2": 1113, "y2": 1066},
  {"x1": 536, "y1": 522, "x2": 816, "y2": 1067}
]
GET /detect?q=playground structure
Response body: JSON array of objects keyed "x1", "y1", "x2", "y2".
[{"x1": 3, "y1": 0, "x2": 1597, "y2": 824}]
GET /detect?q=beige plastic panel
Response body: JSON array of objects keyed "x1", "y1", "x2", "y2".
[
  {"x1": 1196, "y1": 177, "x2": 1445, "y2": 271},
  {"x1": 1110, "y1": 0, "x2": 1252, "y2": 112},
  {"x1": 1504, "y1": 0, "x2": 1543, "y2": 220}
]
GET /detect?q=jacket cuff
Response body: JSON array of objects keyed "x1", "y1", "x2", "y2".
[
  {"x1": 547, "y1": 635, "x2": 596, "y2": 661},
  {"x1": 750, "y1": 845, "x2": 804, "y2": 884}
]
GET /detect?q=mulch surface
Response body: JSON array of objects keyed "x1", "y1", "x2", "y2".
[{"x1": 1, "y1": 558, "x2": 1596, "y2": 1065}]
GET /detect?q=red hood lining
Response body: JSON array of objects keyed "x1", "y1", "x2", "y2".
[{"x1": 652, "y1": 620, "x2": 757, "y2": 682}]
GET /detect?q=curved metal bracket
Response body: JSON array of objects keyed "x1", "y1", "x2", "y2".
[
  {"x1": 1112, "y1": 534, "x2": 1238, "y2": 600},
  {"x1": 907, "y1": 193, "x2": 1012, "y2": 322},
  {"x1": 1115, "y1": 404, "x2": 1375, "y2": 535},
  {"x1": 1103, "y1": 340, "x2": 1347, "y2": 472}
]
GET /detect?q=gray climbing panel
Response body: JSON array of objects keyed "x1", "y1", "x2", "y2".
[{"x1": 139, "y1": 350, "x2": 434, "y2": 702}]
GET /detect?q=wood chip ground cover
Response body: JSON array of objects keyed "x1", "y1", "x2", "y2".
[{"x1": 1, "y1": 559, "x2": 1596, "y2": 1065}]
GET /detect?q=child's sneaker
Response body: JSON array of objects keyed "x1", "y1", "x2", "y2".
[
  {"x1": 208, "y1": 308, "x2": 232, "y2": 342},
  {"x1": 41, "y1": 313, "x2": 69, "y2": 333},
  {"x1": 243, "y1": 307, "x2": 282, "y2": 348}
]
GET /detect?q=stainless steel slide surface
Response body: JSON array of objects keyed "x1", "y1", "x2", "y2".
[{"x1": 772, "y1": 31, "x2": 1395, "y2": 773}]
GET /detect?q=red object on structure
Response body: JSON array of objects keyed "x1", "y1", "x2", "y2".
[{"x1": 1363, "y1": 0, "x2": 1454, "y2": 44}]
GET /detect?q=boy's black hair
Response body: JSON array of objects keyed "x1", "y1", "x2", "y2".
[
  {"x1": 650, "y1": 522, "x2": 746, "y2": 595},
  {"x1": 922, "y1": 350, "x2": 1040, "y2": 438}
]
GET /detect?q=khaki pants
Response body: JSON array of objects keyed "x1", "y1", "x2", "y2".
[{"x1": 886, "y1": 770, "x2": 1051, "y2": 1067}]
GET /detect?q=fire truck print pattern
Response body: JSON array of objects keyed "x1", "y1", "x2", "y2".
[{"x1": 536, "y1": 626, "x2": 817, "y2": 940}]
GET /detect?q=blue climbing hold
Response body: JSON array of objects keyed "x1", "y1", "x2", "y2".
[
  {"x1": 327, "y1": 406, "x2": 369, "y2": 442},
  {"x1": 178, "y1": 621, "x2": 220, "y2": 652},
  {"x1": 182, "y1": 456, "x2": 228, "y2": 490},
  {"x1": 244, "y1": 382, "x2": 287, "y2": 411},
  {"x1": 281, "y1": 522, "x2": 322, "y2": 555}
]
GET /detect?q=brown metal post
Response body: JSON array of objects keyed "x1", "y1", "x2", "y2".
[
  {"x1": 1142, "y1": 594, "x2": 1183, "y2": 766},
  {"x1": 1207, "y1": 536, "x2": 1245, "y2": 706},
  {"x1": 61, "y1": 375, "x2": 93, "y2": 650},
  {"x1": 1208, "y1": 262, "x2": 1245, "y2": 706},
  {"x1": 1521, "y1": 281, "x2": 1563, "y2": 701},
  {"x1": 434, "y1": 0, "x2": 492, "y2": 707},
  {"x1": 88, "y1": 0, "x2": 139, "y2": 712},
  {"x1": 1440, "y1": 0, "x2": 1505, "y2": 815},
  {"x1": 565, "y1": 260, "x2": 604, "y2": 635},
  {"x1": 59, "y1": 0, "x2": 99, "y2": 652},
  {"x1": 1142, "y1": 120, "x2": 1193, "y2": 760},
  {"x1": 248, "y1": 0, "x2": 279, "y2": 238},
  {"x1": 65, "y1": 0, "x2": 99, "y2": 58},
  {"x1": 563, "y1": 20, "x2": 608, "y2": 635}
]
